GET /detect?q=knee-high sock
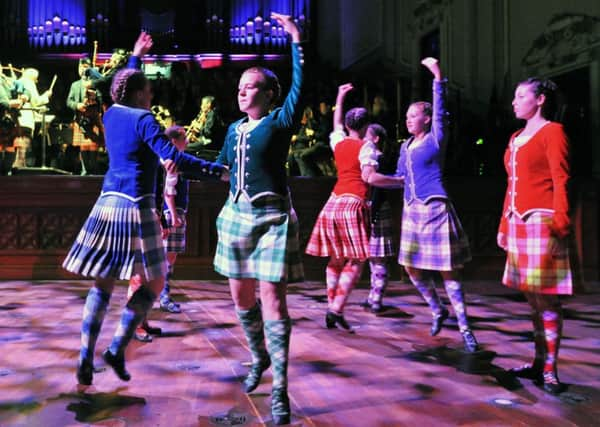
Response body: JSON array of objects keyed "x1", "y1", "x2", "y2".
[
  {"x1": 236, "y1": 304, "x2": 269, "y2": 366},
  {"x1": 542, "y1": 307, "x2": 562, "y2": 375},
  {"x1": 160, "y1": 261, "x2": 174, "y2": 302},
  {"x1": 326, "y1": 258, "x2": 344, "y2": 308},
  {"x1": 264, "y1": 318, "x2": 292, "y2": 393},
  {"x1": 108, "y1": 286, "x2": 156, "y2": 356},
  {"x1": 368, "y1": 258, "x2": 388, "y2": 305},
  {"x1": 408, "y1": 272, "x2": 444, "y2": 316},
  {"x1": 80, "y1": 287, "x2": 111, "y2": 364},
  {"x1": 443, "y1": 280, "x2": 470, "y2": 332},
  {"x1": 331, "y1": 260, "x2": 363, "y2": 313},
  {"x1": 532, "y1": 310, "x2": 546, "y2": 367}
]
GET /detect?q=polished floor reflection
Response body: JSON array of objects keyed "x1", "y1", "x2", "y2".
[{"x1": 0, "y1": 279, "x2": 598, "y2": 426}]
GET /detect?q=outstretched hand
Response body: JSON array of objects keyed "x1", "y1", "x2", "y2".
[
  {"x1": 421, "y1": 57, "x2": 442, "y2": 81},
  {"x1": 271, "y1": 12, "x2": 300, "y2": 43},
  {"x1": 132, "y1": 32, "x2": 153, "y2": 57}
]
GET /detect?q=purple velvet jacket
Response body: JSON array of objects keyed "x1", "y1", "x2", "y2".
[{"x1": 396, "y1": 79, "x2": 449, "y2": 204}]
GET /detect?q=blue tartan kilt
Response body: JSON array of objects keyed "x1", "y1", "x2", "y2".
[
  {"x1": 62, "y1": 193, "x2": 166, "y2": 281},
  {"x1": 163, "y1": 208, "x2": 187, "y2": 253},
  {"x1": 370, "y1": 201, "x2": 395, "y2": 258},
  {"x1": 214, "y1": 194, "x2": 304, "y2": 283}
]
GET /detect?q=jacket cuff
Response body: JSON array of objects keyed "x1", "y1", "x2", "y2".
[{"x1": 182, "y1": 161, "x2": 225, "y2": 181}]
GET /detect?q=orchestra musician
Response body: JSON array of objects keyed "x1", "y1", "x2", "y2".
[
  {"x1": 16, "y1": 68, "x2": 52, "y2": 167},
  {"x1": 67, "y1": 57, "x2": 104, "y2": 175},
  {"x1": 184, "y1": 95, "x2": 224, "y2": 159},
  {"x1": 0, "y1": 69, "x2": 24, "y2": 174}
]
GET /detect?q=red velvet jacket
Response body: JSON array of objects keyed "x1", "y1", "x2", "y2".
[
  {"x1": 332, "y1": 137, "x2": 369, "y2": 199},
  {"x1": 498, "y1": 122, "x2": 570, "y2": 238}
]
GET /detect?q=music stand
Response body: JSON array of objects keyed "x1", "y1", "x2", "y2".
[{"x1": 12, "y1": 106, "x2": 71, "y2": 175}]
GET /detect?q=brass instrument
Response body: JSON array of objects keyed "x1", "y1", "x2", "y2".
[
  {"x1": 185, "y1": 111, "x2": 209, "y2": 144},
  {"x1": 151, "y1": 105, "x2": 173, "y2": 130},
  {"x1": 99, "y1": 49, "x2": 131, "y2": 76}
]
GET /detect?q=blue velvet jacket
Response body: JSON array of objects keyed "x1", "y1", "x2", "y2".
[
  {"x1": 396, "y1": 80, "x2": 449, "y2": 204},
  {"x1": 217, "y1": 42, "x2": 303, "y2": 201},
  {"x1": 101, "y1": 105, "x2": 224, "y2": 201}
]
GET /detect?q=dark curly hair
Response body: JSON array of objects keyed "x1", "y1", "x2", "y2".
[
  {"x1": 518, "y1": 77, "x2": 559, "y2": 120},
  {"x1": 110, "y1": 68, "x2": 148, "y2": 105},
  {"x1": 345, "y1": 107, "x2": 369, "y2": 131}
]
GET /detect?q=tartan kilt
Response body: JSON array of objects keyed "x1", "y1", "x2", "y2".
[
  {"x1": 214, "y1": 194, "x2": 304, "y2": 283},
  {"x1": 72, "y1": 119, "x2": 104, "y2": 147},
  {"x1": 163, "y1": 208, "x2": 187, "y2": 253},
  {"x1": 63, "y1": 194, "x2": 166, "y2": 281},
  {"x1": 398, "y1": 198, "x2": 471, "y2": 270},
  {"x1": 72, "y1": 122, "x2": 94, "y2": 146},
  {"x1": 370, "y1": 200, "x2": 395, "y2": 258},
  {"x1": 502, "y1": 212, "x2": 573, "y2": 295},
  {"x1": 305, "y1": 193, "x2": 370, "y2": 261}
]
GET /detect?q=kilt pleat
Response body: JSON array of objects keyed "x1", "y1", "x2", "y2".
[
  {"x1": 305, "y1": 193, "x2": 370, "y2": 260},
  {"x1": 398, "y1": 198, "x2": 470, "y2": 270},
  {"x1": 502, "y1": 212, "x2": 573, "y2": 295},
  {"x1": 163, "y1": 208, "x2": 187, "y2": 253},
  {"x1": 63, "y1": 194, "x2": 166, "y2": 280},
  {"x1": 369, "y1": 201, "x2": 395, "y2": 258},
  {"x1": 214, "y1": 194, "x2": 304, "y2": 283}
]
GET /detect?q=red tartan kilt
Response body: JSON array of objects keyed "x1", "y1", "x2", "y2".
[
  {"x1": 502, "y1": 212, "x2": 573, "y2": 295},
  {"x1": 305, "y1": 193, "x2": 370, "y2": 261},
  {"x1": 71, "y1": 118, "x2": 104, "y2": 147}
]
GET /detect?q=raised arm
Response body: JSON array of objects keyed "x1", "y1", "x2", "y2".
[
  {"x1": 421, "y1": 57, "x2": 447, "y2": 147},
  {"x1": 271, "y1": 13, "x2": 303, "y2": 128},
  {"x1": 333, "y1": 84, "x2": 353, "y2": 131}
]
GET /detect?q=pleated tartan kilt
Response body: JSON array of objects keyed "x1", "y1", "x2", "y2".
[
  {"x1": 398, "y1": 198, "x2": 471, "y2": 271},
  {"x1": 214, "y1": 193, "x2": 304, "y2": 283},
  {"x1": 72, "y1": 121, "x2": 102, "y2": 146},
  {"x1": 502, "y1": 212, "x2": 573, "y2": 295},
  {"x1": 305, "y1": 193, "x2": 371, "y2": 261},
  {"x1": 370, "y1": 200, "x2": 395, "y2": 258},
  {"x1": 163, "y1": 208, "x2": 187, "y2": 253},
  {"x1": 62, "y1": 194, "x2": 166, "y2": 281}
]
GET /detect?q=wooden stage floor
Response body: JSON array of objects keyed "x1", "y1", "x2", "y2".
[{"x1": 0, "y1": 279, "x2": 599, "y2": 426}]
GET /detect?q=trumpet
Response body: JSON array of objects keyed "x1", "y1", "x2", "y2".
[{"x1": 185, "y1": 111, "x2": 209, "y2": 143}]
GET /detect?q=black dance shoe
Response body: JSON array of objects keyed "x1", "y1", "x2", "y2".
[
  {"x1": 543, "y1": 372, "x2": 567, "y2": 394},
  {"x1": 509, "y1": 363, "x2": 543, "y2": 380},
  {"x1": 76, "y1": 359, "x2": 93, "y2": 386},
  {"x1": 141, "y1": 322, "x2": 162, "y2": 335},
  {"x1": 102, "y1": 349, "x2": 131, "y2": 381},
  {"x1": 326, "y1": 311, "x2": 353, "y2": 332},
  {"x1": 461, "y1": 329, "x2": 479, "y2": 353},
  {"x1": 370, "y1": 302, "x2": 383, "y2": 314},
  {"x1": 430, "y1": 308, "x2": 449, "y2": 336},
  {"x1": 271, "y1": 387, "x2": 291, "y2": 425},
  {"x1": 243, "y1": 359, "x2": 271, "y2": 393}
]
